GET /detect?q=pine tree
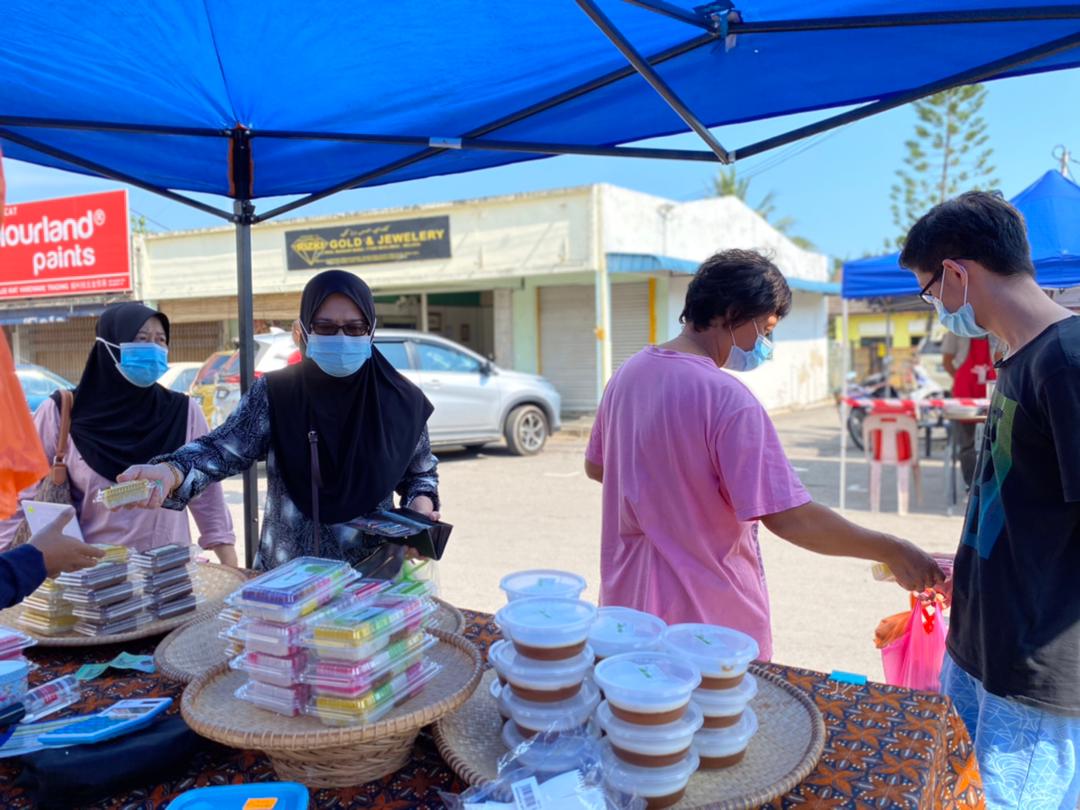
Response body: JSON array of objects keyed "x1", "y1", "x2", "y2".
[{"x1": 890, "y1": 84, "x2": 998, "y2": 248}]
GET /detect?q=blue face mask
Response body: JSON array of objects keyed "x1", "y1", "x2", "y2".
[
  {"x1": 98, "y1": 338, "x2": 169, "y2": 387},
  {"x1": 931, "y1": 270, "x2": 988, "y2": 338},
  {"x1": 725, "y1": 324, "x2": 774, "y2": 372},
  {"x1": 305, "y1": 331, "x2": 373, "y2": 377}
]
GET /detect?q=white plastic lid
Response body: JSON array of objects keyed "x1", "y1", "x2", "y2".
[
  {"x1": 488, "y1": 639, "x2": 595, "y2": 690},
  {"x1": 500, "y1": 570, "x2": 587, "y2": 602},
  {"x1": 588, "y1": 607, "x2": 666, "y2": 659},
  {"x1": 694, "y1": 707, "x2": 759, "y2": 757},
  {"x1": 501, "y1": 723, "x2": 602, "y2": 773},
  {"x1": 505, "y1": 679, "x2": 601, "y2": 733},
  {"x1": 593, "y1": 652, "x2": 701, "y2": 712},
  {"x1": 662, "y1": 624, "x2": 759, "y2": 679},
  {"x1": 603, "y1": 742, "x2": 700, "y2": 797},
  {"x1": 693, "y1": 673, "x2": 758, "y2": 716},
  {"x1": 596, "y1": 700, "x2": 703, "y2": 755},
  {"x1": 0, "y1": 659, "x2": 28, "y2": 682},
  {"x1": 495, "y1": 598, "x2": 597, "y2": 650}
]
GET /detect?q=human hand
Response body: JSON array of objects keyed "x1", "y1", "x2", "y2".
[
  {"x1": 29, "y1": 507, "x2": 106, "y2": 577},
  {"x1": 882, "y1": 536, "x2": 946, "y2": 594},
  {"x1": 212, "y1": 545, "x2": 240, "y2": 568},
  {"x1": 116, "y1": 464, "x2": 177, "y2": 509},
  {"x1": 407, "y1": 496, "x2": 440, "y2": 523}
]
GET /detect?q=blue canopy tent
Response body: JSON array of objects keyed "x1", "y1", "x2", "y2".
[
  {"x1": 837, "y1": 169, "x2": 1080, "y2": 509},
  {"x1": 843, "y1": 170, "x2": 1080, "y2": 298},
  {"x1": 3, "y1": 1, "x2": 1080, "y2": 555}
]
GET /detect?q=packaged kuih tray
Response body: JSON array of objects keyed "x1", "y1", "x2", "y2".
[
  {"x1": 62, "y1": 581, "x2": 136, "y2": 610},
  {"x1": 0, "y1": 627, "x2": 36, "y2": 660},
  {"x1": 131, "y1": 544, "x2": 192, "y2": 574},
  {"x1": 88, "y1": 544, "x2": 129, "y2": 564},
  {"x1": 301, "y1": 594, "x2": 435, "y2": 662},
  {"x1": 74, "y1": 614, "x2": 144, "y2": 637},
  {"x1": 95, "y1": 479, "x2": 157, "y2": 509},
  {"x1": 306, "y1": 658, "x2": 441, "y2": 727},
  {"x1": 22, "y1": 588, "x2": 72, "y2": 614},
  {"x1": 231, "y1": 650, "x2": 308, "y2": 688},
  {"x1": 229, "y1": 557, "x2": 358, "y2": 624},
  {"x1": 144, "y1": 579, "x2": 195, "y2": 607},
  {"x1": 150, "y1": 594, "x2": 199, "y2": 621},
  {"x1": 56, "y1": 562, "x2": 128, "y2": 591},
  {"x1": 228, "y1": 619, "x2": 308, "y2": 658},
  {"x1": 235, "y1": 680, "x2": 309, "y2": 717},
  {"x1": 301, "y1": 632, "x2": 436, "y2": 697},
  {"x1": 138, "y1": 564, "x2": 194, "y2": 594},
  {"x1": 18, "y1": 610, "x2": 77, "y2": 636},
  {"x1": 70, "y1": 596, "x2": 148, "y2": 625}
]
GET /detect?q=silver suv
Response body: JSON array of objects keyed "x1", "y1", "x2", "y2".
[{"x1": 214, "y1": 330, "x2": 561, "y2": 455}]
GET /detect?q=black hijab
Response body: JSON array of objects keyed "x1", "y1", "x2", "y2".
[
  {"x1": 58, "y1": 303, "x2": 189, "y2": 482},
  {"x1": 265, "y1": 270, "x2": 433, "y2": 524}
]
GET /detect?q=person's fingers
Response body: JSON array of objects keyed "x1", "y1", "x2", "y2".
[
  {"x1": 83, "y1": 545, "x2": 106, "y2": 559},
  {"x1": 116, "y1": 467, "x2": 138, "y2": 483}
]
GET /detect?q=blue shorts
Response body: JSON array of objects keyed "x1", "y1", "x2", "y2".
[{"x1": 942, "y1": 654, "x2": 1080, "y2": 810}]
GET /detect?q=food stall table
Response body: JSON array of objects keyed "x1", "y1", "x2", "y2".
[{"x1": 0, "y1": 611, "x2": 983, "y2": 808}]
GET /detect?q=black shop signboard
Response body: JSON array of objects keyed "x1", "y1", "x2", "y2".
[{"x1": 285, "y1": 216, "x2": 451, "y2": 270}]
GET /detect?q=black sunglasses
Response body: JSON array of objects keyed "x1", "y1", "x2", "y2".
[{"x1": 309, "y1": 319, "x2": 371, "y2": 337}]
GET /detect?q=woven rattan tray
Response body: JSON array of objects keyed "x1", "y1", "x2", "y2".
[
  {"x1": 156, "y1": 596, "x2": 466, "y2": 684},
  {"x1": 434, "y1": 665, "x2": 825, "y2": 810},
  {"x1": 182, "y1": 628, "x2": 482, "y2": 788},
  {"x1": 0, "y1": 562, "x2": 248, "y2": 647}
]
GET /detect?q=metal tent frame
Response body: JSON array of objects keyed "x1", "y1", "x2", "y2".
[{"x1": 4, "y1": 1, "x2": 1080, "y2": 562}]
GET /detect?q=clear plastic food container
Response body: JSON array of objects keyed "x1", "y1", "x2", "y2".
[
  {"x1": 661, "y1": 624, "x2": 759, "y2": 690},
  {"x1": 488, "y1": 638, "x2": 594, "y2": 703},
  {"x1": 62, "y1": 581, "x2": 136, "y2": 609},
  {"x1": 235, "y1": 680, "x2": 309, "y2": 717},
  {"x1": 88, "y1": 544, "x2": 129, "y2": 564},
  {"x1": 0, "y1": 627, "x2": 36, "y2": 660},
  {"x1": 57, "y1": 562, "x2": 128, "y2": 590},
  {"x1": 504, "y1": 677, "x2": 601, "y2": 736},
  {"x1": 95, "y1": 479, "x2": 156, "y2": 509},
  {"x1": 495, "y1": 597, "x2": 597, "y2": 661},
  {"x1": 229, "y1": 557, "x2": 358, "y2": 624},
  {"x1": 22, "y1": 675, "x2": 81, "y2": 722},
  {"x1": 339, "y1": 578, "x2": 396, "y2": 606},
  {"x1": 692, "y1": 674, "x2": 758, "y2": 728},
  {"x1": 301, "y1": 597, "x2": 434, "y2": 661},
  {"x1": 501, "y1": 724, "x2": 602, "y2": 773},
  {"x1": 22, "y1": 588, "x2": 72, "y2": 614},
  {"x1": 602, "y1": 743, "x2": 700, "y2": 809},
  {"x1": 230, "y1": 651, "x2": 308, "y2": 688},
  {"x1": 130, "y1": 544, "x2": 193, "y2": 574},
  {"x1": 137, "y1": 564, "x2": 194, "y2": 594},
  {"x1": 588, "y1": 607, "x2": 666, "y2": 660},
  {"x1": 593, "y1": 652, "x2": 701, "y2": 725},
  {"x1": 306, "y1": 659, "x2": 441, "y2": 727},
  {"x1": 694, "y1": 707, "x2": 759, "y2": 769},
  {"x1": 144, "y1": 579, "x2": 195, "y2": 607},
  {"x1": 228, "y1": 619, "x2": 308, "y2": 658},
  {"x1": 18, "y1": 609, "x2": 77, "y2": 636},
  {"x1": 301, "y1": 633, "x2": 436, "y2": 697},
  {"x1": 71, "y1": 595, "x2": 148, "y2": 624},
  {"x1": 0, "y1": 659, "x2": 29, "y2": 710},
  {"x1": 74, "y1": 614, "x2": 144, "y2": 637},
  {"x1": 499, "y1": 570, "x2": 587, "y2": 602},
  {"x1": 149, "y1": 594, "x2": 199, "y2": 621},
  {"x1": 597, "y1": 700, "x2": 704, "y2": 768}
]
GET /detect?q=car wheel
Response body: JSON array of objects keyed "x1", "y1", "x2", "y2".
[{"x1": 505, "y1": 405, "x2": 548, "y2": 456}]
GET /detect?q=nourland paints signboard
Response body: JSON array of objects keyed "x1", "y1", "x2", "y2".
[{"x1": 0, "y1": 190, "x2": 131, "y2": 300}]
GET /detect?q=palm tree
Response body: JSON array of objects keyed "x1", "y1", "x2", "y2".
[{"x1": 712, "y1": 168, "x2": 814, "y2": 250}]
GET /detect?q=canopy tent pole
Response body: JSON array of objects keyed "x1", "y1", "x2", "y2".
[{"x1": 840, "y1": 298, "x2": 850, "y2": 512}]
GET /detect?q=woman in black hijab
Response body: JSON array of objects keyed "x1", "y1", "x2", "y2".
[
  {"x1": 120, "y1": 271, "x2": 440, "y2": 574},
  {"x1": 0, "y1": 303, "x2": 238, "y2": 565}
]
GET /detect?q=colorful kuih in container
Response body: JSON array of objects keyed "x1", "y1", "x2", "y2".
[
  {"x1": 308, "y1": 658, "x2": 442, "y2": 726},
  {"x1": 229, "y1": 557, "x2": 359, "y2": 625}
]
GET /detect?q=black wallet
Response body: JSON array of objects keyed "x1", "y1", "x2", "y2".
[{"x1": 351, "y1": 507, "x2": 452, "y2": 560}]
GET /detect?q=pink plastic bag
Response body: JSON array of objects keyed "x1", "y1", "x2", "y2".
[{"x1": 881, "y1": 598, "x2": 947, "y2": 692}]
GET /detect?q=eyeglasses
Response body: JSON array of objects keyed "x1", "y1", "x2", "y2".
[
  {"x1": 309, "y1": 320, "x2": 371, "y2": 337},
  {"x1": 918, "y1": 258, "x2": 971, "y2": 306}
]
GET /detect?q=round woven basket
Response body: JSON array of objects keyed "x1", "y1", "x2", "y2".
[
  {"x1": 156, "y1": 596, "x2": 466, "y2": 684},
  {"x1": 434, "y1": 664, "x2": 826, "y2": 810},
  {"x1": 0, "y1": 562, "x2": 249, "y2": 647},
  {"x1": 182, "y1": 628, "x2": 482, "y2": 788}
]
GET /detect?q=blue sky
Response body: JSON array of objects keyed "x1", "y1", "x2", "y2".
[{"x1": 4, "y1": 69, "x2": 1078, "y2": 262}]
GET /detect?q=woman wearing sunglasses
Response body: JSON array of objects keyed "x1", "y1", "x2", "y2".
[{"x1": 117, "y1": 270, "x2": 439, "y2": 575}]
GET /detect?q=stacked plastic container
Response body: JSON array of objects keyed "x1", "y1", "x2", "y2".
[
  {"x1": 58, "y1": 545, "x2": 149, "y2": 636},
  {"x1": 299, "y1": 579, "x2": 441, "y2": 726},
  {"x1": 228, "y1": 557, "x2": 359, "y2": 718},
  {"x1": 662, "y1": 624, "x2": 760, "y2": 771},
  {"x1": 19, "y1": 578, "x2": 76, "y2": 636},
  {"x1": 132, "y1": 544, "x2": 198, "y2": 621},
  {"x1": 492, "y1": 570, "x2": 600, "y2": 765}
]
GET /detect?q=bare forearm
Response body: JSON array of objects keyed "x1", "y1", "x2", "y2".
[{"x1": 761, "y1": 502, "x2": 895, "y2": 561}]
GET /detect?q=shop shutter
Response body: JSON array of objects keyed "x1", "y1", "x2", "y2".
[
  {"x1": 610, "y1": 282, "x2": 650, "y2": 373},
  {"x1": 539, "y1": 285, "x2": 597, "y2": 413},
  {"x1": 168, "y1": 321, "x2": 226, "y2": 363}
]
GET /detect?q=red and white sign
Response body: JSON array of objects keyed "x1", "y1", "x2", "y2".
[{"x1": 0, "y1": 189, "x2": 131, "y2": 300}]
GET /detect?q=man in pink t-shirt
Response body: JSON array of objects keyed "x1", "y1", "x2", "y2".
[{"x1": 586, "y1": 250, "x2": 943, "y2": 661}]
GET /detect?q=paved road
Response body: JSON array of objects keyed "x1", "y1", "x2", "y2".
[{"x1": 215, "y1": 404, "x2": 966, "y2": 681}]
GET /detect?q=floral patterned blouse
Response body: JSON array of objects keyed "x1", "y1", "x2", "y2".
[{"x1": 155, "y1": 378, "x2": 439, "y2": 574}]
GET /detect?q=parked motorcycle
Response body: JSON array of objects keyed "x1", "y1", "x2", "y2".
[{"x1": 840, "y1": 362, "x2": 949, "y2": 451}]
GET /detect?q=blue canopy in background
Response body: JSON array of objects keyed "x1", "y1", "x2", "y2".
[{"x1": 843, "y1": 170, "x2": 1080, "y2": 297}]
